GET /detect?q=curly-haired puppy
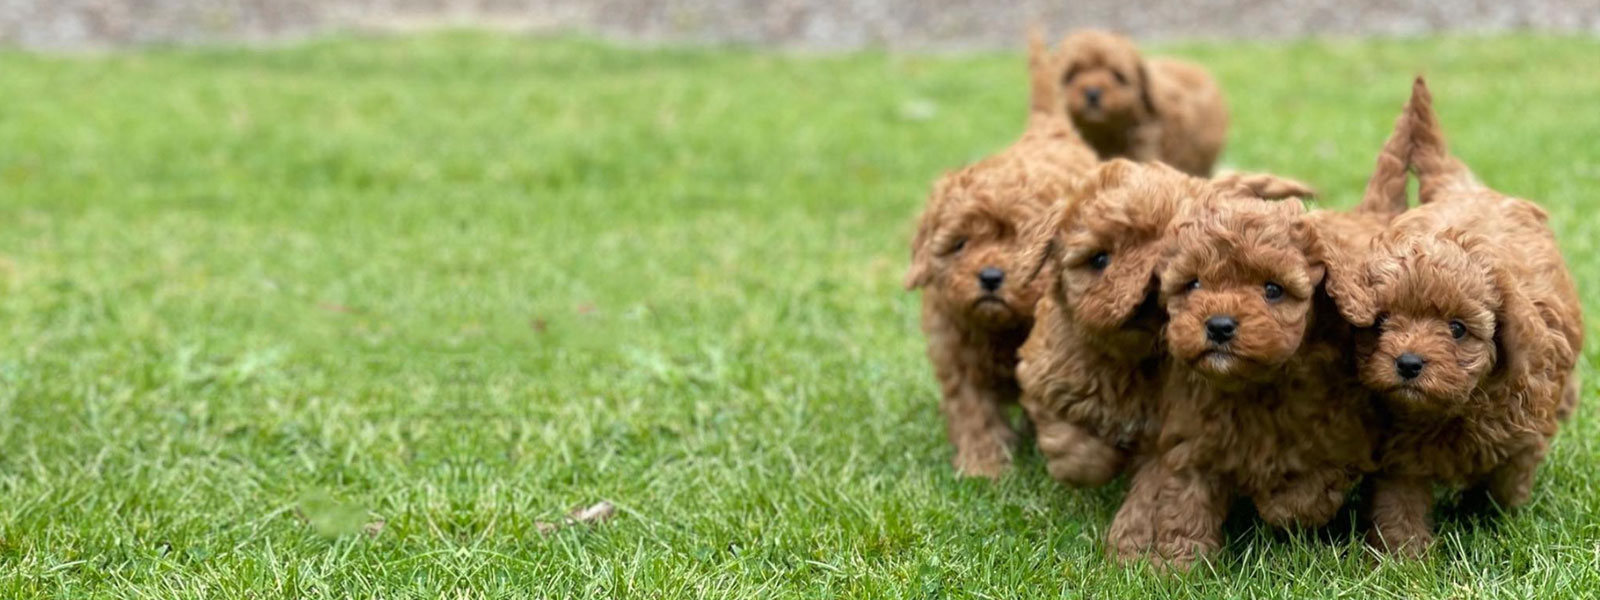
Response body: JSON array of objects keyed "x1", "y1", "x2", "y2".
[
  {"x1": 1015, "y1": 161, "x2": 1314, "y2": 487},
  {"x1": 1323, "y1": 78, "x2": 1585, "y2": 557},
  {"x1": 905, "y1": 35, "x2": 1100, "y2": 478},
  {"x1": 1057, "y1": 29, "x2": 1228, "y2": 176},
  {"x1": 1101, "y1": 118, "x2": 1427, "y2": 565}
]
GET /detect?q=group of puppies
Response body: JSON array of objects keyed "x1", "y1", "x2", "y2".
[{"x1": 905, "y1": 30, "x2": 1585, "y2": 569}]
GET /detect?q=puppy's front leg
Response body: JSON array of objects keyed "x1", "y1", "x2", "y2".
[
  {"x1": 1150, "y1": 467, "x2": 1227, "y2": 570},
  {"x1": 1107, "y1": 457, "x2": 1168, "y2": 561},
  {"x1": 1365, "y1": 475, "x2": 1434, "y2": 558},
  {"x1": 935, "y1": 360, "x2": 1017, "y2": 479},
  {"x1": 1035, "y1": 419, "x2": 1124, "y2": 487},
  {"x1": 1017, "y1": 352, "x2": 1124, "y2": 487}
]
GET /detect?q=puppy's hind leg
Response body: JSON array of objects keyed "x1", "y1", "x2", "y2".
[{"x1": 1484, "y1": 441, "x2": 1548, "y2": 511}]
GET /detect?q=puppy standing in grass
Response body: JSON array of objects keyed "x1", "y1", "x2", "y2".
[
  {"x1": 904, "y1": 34, "x2": 1099, "y2": 478},
  {"x1": 1105, "y1": 106, "x2": 1419, "y2": 568},
  {"x1": 1057, "y1": 30, "x2": 1228, "y2": 176},
  {"x1": 1324, "y1": 78, "x2": 1584, "y2": 557},
  {"x1": 1017, "y1": 161, "x2": 1318, "y2": 487}
]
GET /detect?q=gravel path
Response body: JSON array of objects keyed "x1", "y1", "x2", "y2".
[{"x1": 3, "y1": 0, "x2": 1599, "y2": 49}]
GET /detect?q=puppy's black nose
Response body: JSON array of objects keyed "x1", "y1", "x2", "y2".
[
  {"x1": 978, "y1": 267, "x2": 1004, "y2": 292},
  {"x1": 1085, "y1": 87, "x2": 1102, "y2": 107},
  {"x1": 1395, "y1": 353, "x2": 1426, "y2": 380},
  {"x1": 1204, "y1": 315, "x2": 1237, "y2": 343}
]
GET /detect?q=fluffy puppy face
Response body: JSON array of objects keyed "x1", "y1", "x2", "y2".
[
  {"x1": 1160, "y1": 196, "x2": 1324, "y2": 382},
  {"x1": 1338, "y1": 231, "x2": 1516, "y2": 415},
  {"x1": 906, "y1": 178, "x2": 1050, "y2": 330},
  {"x1": 1024, "y1": 160, "x2": 1184, "y2": 357},
  {"x1": 1058, "y1": 30, "x2": 1154, "y2": 129}
]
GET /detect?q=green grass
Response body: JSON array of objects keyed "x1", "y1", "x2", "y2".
[{"x1": 1, "y1": 31, "x2": 1597, "y2": 598}]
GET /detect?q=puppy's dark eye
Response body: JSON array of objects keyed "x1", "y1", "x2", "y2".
[
  {"x1": 1374, "y1": 312, "x2": 1389, "y2": 328},
  {"x1": 1449, "y1": 320, "x2": 1467, "y2": 339},
  {"x1": 944, "y1": 238, "x2": 967, "y2": 256},
  {"x1": 1113, "y1": 70, "x2": 1129, "y2": 85},
  {"x1": 1263, "y1": 282, "x2": 1284, "y2": 301},
  {"x1": 1063, "y1": 67, "x2": 1080, "y2": 84},
  {"x1": 1186, "y1": 279, "x2": 1201, "y2": 292},
  {"x1": 1088, "y1": 252, "x2": 1110, "y2": 270}
]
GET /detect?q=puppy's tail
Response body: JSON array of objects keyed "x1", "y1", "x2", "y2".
[
  {"x1": 1026, "y1": 27, "x2": 1062, "y2": 120},
  {"x1": 1406, "y1": 76, "x2": 1482, "y2": 203},
  {"x1": 1353, "y1": 80, "x2": 1419, "y2": 216}
]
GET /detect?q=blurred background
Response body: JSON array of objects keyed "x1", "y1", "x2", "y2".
[{"x1": 4, "y1": 0, "x2": 1599, "y2": 49}]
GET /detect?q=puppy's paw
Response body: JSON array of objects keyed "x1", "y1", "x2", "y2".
[
  {"x1": 1366, "y1": 523, "x2": 1433, "y2": 559},
  {"x1": 1254, "y1": 485, "x2": 1343, "y2": 529},
  {"x1": 1151, "y1": 535, "x2": 1215, "y2": 571},
  {"x1": 1036, "y1": 421, "x2": 1123, "y2": 487},
  {"x1": 1107, "y1": 519, "x2": 1155, "y2": 563},
  {"x1": 951, "y1": 432, "x2": 1016, "y2": 479}
]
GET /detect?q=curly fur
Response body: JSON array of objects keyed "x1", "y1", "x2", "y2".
[
  {"x1": 1106, "y1": 186, "x2": 1396, "y2": 569},
  {"x1": 1325, "y1": 78, "x2": 1585, "y2": 557},
  {"x1": 1057, "y1": 29, "x2": 1229, "y2": 176},
  {"x1": 1016, "y1": 161, "x2": 1316, "y2": 488},
  {"x1": 905, "y1": 33, "x2": 1100, "y2": 478}
]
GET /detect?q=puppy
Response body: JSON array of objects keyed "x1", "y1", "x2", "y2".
[
  {"x1": 1057, "y1": 30, "x2": 1229, "y2": 176},
  {"x1": 1102, "y1": 191, "x2": 1379, "y2": 569},
  {"x1": 905, "y1": 34, "x2": 1100, "y2": 478},
  {"x1": 1015, "y1": 160, "x2": 1314, "y2": 487},
  {"x1": 1102, "y1": 110, "x2": 1423, "y2": 566},
  {"x1": 1325, "y1": 78, "x2": 1584, "y2": 557}
]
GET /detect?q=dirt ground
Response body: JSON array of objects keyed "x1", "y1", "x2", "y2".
[{"x1": 2, "y1": 0, "x2": 1598, "y2": 49}]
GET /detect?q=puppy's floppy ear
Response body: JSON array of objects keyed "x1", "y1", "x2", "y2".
[
  {"x1": 1295, "y1": 217, "x2": 1375, "y2": 325},
  {"x1": 1137, "y1": 62, "x2": 1158, "y2": 116},
  {"x1": 1465, "y1": 240, "x2": 1560, "y2": 414},
  {"x1": 1018, "y1": 199, "x2": 1068, "y2": 288},
  {"x1": 904, "y1": 212, "x2": 937, "y2": 290},
  {"x1": 1214, "y1": 172, "x2": 1317, "y2": 201},
  {"x1": 1018, "y1": 159, "x2": 1134, "y2": 288}
]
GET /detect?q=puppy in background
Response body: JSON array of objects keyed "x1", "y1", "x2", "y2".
[
  {"x1": 1325, "y1": 78, "x2": 1584, "y2": 557},
  {"x1": 1057, "y1": 30, "x2": 1228, "y2": 176},
  {"x1": 905, "y1": 33, "x2": 1099, "y2": 478}
]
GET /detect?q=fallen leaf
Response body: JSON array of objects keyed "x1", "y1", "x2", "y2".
[
  {"x1": 532, "y1": 318, "x2": 548, "y2": 333},
  {"x1": 363, "y1": 520, "x2": 385, "y2": 538},
  {"x1": 536, "y1": 521, "x2": 560, "y2": 536},
  {"x1": 576, "y1": 303, "x2": 597, "y2": 315},
  {"x1": 569, "y1": 500, "x2": 615, "y2": 523}
]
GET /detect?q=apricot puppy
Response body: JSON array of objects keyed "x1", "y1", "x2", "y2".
[
  {"x1": 1103, "y1": 108, "x2": 1423, "y2": 566},
  {"x1": 1057, "y1": 29, "x2": 1228, "y2": 176},
  {"x1": 905, "y1": 34, "x2": 1099, "y2": 478},
  {"x1": 1327, "y1": 78, "x2": 1585, "y2": 557},
  {"x1": 1016, "y1": 161, "x2": 1316, "y2": 488},
  {"x1": 1104, "y1": 191, "x2": 1379, "y2": 569}
]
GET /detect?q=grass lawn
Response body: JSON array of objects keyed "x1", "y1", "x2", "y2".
[{"x1": 1, "y1": 31, "x2": 1598, "y2": 598}]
